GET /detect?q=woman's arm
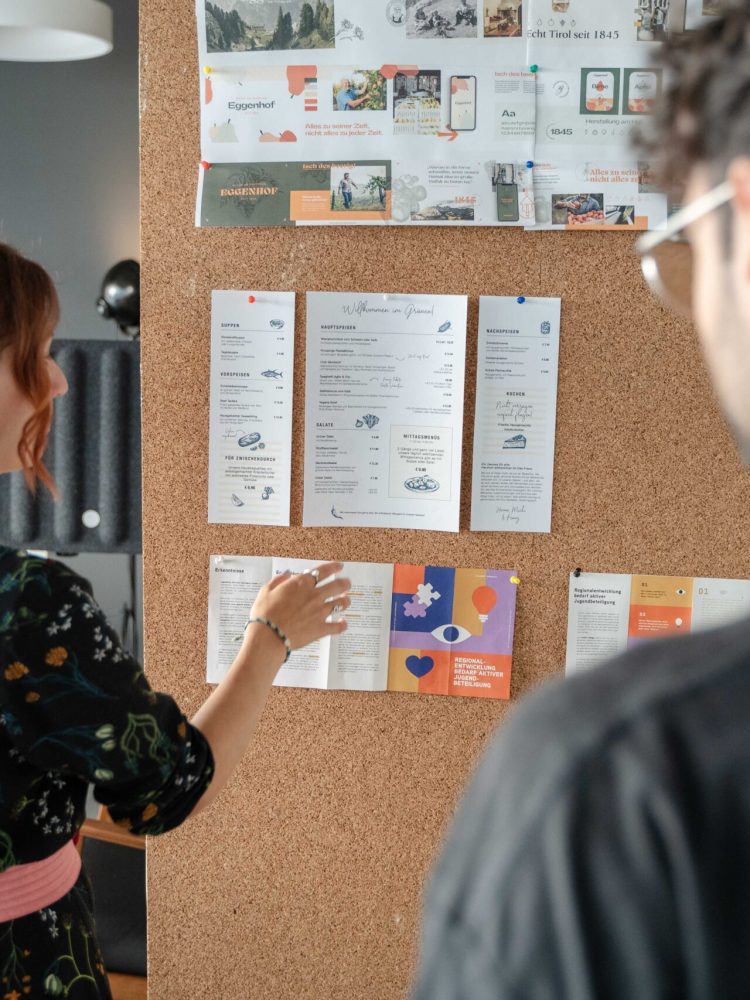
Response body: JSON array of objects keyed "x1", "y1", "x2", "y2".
[{"x1": 189, "y1": 561, "x2": 351, "y2": 818}]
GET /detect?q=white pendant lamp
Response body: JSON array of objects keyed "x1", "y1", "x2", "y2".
[{"x1": 0, "y1": 0, "x2": 113, "y2": 61}]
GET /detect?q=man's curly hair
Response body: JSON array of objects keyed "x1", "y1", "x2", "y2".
[{"x1": 638, "y1": 4, "x2": 750, "y2": 190}]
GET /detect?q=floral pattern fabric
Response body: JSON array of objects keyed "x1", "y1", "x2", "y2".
[
  {"x1": 0, "y1": 547, "x2": 214, "y2": 996},
  {"x1": 1, "y1": 870, "x2": 111, "y2": 999}
]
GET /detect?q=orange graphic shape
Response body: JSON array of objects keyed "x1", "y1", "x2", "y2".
[
  {"x1": 380, "y1": 64, "x2": 419, "y2": 79},
  {"x1": 259, "y1": 130, "x2": 298, "y2": 143},
  {"x1": 628, "y1": 604, "x2": 692, "y2": 640},
  {"x1": 393, "y1": 563, "x2": 424, "y2": 595},
  {"x1": 287, "y1": 65, "x2": 317, "y2": 96},
  {"x1": 289, "y1": 190, "x2": 390, "y2": 222},
  {"x1": 449, "y1": 653, "x2": 511, "y2": 700},
  {"x1": 205, "y1": 77, "x2": 213, "y2": 104}
]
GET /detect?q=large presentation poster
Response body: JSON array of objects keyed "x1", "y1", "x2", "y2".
[{"x1": 192, "y1": 0, "x2": 714, "y2": 229}]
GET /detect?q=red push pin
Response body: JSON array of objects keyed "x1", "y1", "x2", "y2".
[
  {"x1": 248, "y1": 295, "x2": 256, "y2": 304},
  {"x1": 200, "y1": 160, "x2": 212, "y2": 170}
]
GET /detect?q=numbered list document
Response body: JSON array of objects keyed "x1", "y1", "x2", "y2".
[
  {"x1": 471, "y1": 296, "x2": 561, "y2": 533},
  {"x1": 566, "y1": 571, "x2": 750, "y2": 675},
  {"x1": 303, "y1": 292, "x2": 467, "y2": 532},
  {"x1": 207, "y1": 290, "x2": 295, "y2": 525}
]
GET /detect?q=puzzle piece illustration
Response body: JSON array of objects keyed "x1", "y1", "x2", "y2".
[
  {"x1": 416, "y1": 583, "x2": 441, "y2": 608},
  {"x1": 403, "y1": 597, "x2": 428, "y2": 618}
]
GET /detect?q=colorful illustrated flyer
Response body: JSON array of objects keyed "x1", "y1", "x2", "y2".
[
  {"x1": 207, "y1": 555, "x2": 518, "y2": 699},
  {"x1": 193, "y1": 0, "x2": 674, "y2": 229},
  {"x1": 195, "y1": 0, "x2": 537, "y2": 228},
  {"x1": 207, "y1": 290, "x2": 295, "y2": 525},
  {"x1": 471, "y1": 296, "x2": 561, "y2": 533},
  {"x1": 566, "y1": 571, "x2": 750, "y2": 674},
  {"x1": 303, "y1": 291, "x2": 467, "y2": 532}
]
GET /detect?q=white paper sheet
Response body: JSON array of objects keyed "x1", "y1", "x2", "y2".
[
  {"x1": 303, "y1": 292, "x2": 467, "y2": 532},
  {"x1": 207, "y1": 290, "x2": 295, "y2": 524},
  {"x1": 471, "y1": 296, "x2": 561, "y2": 532}
]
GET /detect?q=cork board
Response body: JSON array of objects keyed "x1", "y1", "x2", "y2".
[{"x1": 140, "y1": 5, "x2": 750, "y2": 997}]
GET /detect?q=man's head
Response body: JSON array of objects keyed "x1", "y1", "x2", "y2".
[
  {"x1": 343, "y1": 172, "x2": 350, "y2": 179},
  {"x1": 643, "y1": 7, "x2": 750, "y2": 459}
]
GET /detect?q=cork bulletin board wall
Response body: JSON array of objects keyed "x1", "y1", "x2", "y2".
[{"x1": 140, "y1": 4, "x2": 750, "y2": 997}]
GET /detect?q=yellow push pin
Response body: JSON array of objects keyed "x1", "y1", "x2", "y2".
[
  {"x1": 510, "y1": 576, "x2": 521, "y2": 585},
  {"x1": 203, "y1": 65, "x2": 213, "y2": 74}
]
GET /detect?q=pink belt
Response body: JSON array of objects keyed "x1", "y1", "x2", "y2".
[{"x1": 0, "y1": 841, "x2": 81, "y2": 922}]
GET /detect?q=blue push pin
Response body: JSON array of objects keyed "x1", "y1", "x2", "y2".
[
  {"x1": 526, "y1": 160, "x2": 534, "y2": 169},
  {"x1": 517, "y1": 296, "x2": 526, "y2": 304}
]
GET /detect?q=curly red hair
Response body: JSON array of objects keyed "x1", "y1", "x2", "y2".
[{"x1": 0, "y1": 243, "x2": 59, "y2": 494}]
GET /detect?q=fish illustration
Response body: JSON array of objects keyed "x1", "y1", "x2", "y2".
[
  {"x1": 261, "y1": 369, "x2": 283, "y2": 379},
  {"x1": 238, "y1": 431, "x2": 261, "y2": 448},
  {"x1": 404, "y1": 476, "x2": 440, "y2": 493}
]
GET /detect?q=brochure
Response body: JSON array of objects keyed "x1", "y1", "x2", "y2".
[
  {"x1": 566, "y1": 571, "x2": 750, "y2": 674},
  {"x1": 207, "y1": 555, "x2": 518, "y2": 699}
]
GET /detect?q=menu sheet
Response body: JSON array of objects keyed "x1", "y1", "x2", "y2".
[
  {"x1": 303, "y1": 292, "x2": 467, "y2": 532},
  {"x1": 566, "y1": 571, "x2": 750, "y2": 674},
  {"x1": 207, "y1": 290, "x2": 295, "y2": 524},
  {"x1": 471, "y1": 296, "x2": 561, "y2": 532},
  {"x1": 207, "y1": 555, "x2": 519, "y2": 699}
]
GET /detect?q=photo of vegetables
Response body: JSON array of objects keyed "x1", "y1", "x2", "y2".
[{"x1": 551, "y1": 193, "x2": 605, "y2": 226}]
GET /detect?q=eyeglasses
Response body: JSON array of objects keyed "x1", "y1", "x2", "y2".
[{"x1": 636, "y1": 180, "x2": 733, "y2": 318}]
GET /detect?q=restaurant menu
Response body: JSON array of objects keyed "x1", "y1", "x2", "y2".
[
  {"x1": 207, "y1": 290, "x2": 295, "y2": 524},
  {"x1": 566, "y1": 571, "x2": 750, "y2": 674},
  {"x1": 471, "y1": 296, "x2": 561, "y2": 532},
  {"x1": 192, "y1": 0, "x2": 716, "y2": 229},
  {"x1": 207, "y1": 554, "x2": 518, "y2": 699},
  {"x1": 303, "y1": 292, "x2": 467, "y2": 532}
]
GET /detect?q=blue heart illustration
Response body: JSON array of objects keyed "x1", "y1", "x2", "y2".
[{"x1": 406, "y1": 655, "x2": 434, "y2": 678}]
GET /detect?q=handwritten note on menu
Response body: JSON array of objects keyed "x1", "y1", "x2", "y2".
[
  {"x1": 470, "y1": 296, "x2": 561, "y2": 533},
  {"x1": 303, "y1": 292, "x2": 467, "y2": 533},
  {"x1": 207, "y1": 290, "x2": 295, "y2": 525}
]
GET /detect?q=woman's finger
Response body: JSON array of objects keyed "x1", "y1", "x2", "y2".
[
  {"x1": 325, "y1": 595, "x2": 351, "y2": 617},
  {"x1": 306, "y1": 561, "x2": 344, "y2": 584},
  {"x1": 322, "y1": 618, "x2": 348, "y2": 636},
  {"x1": 316, "y1": 577, "x2": 352, "y2": 602},
  {"x1": 267, "y1": 570, "x2": 292, "y2": 591}
]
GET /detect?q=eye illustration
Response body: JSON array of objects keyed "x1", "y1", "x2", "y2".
[{"x1": 431, "y1": 623, "x2": 472, "y2": 645}]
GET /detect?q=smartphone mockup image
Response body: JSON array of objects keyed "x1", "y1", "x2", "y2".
[
  {"x1": 450, "y1": 75, "x2": 477, "y2": 131},
  {"x1": 495, "y1": 163, "x2": 519, "y2": 223}
]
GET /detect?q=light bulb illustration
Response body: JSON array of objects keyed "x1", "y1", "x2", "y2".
[{"x1": 472, "y1": 585, "x2": 497, "y2": 623}]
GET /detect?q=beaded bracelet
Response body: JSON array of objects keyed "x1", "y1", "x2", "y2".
[{"x1": 241, "y1": 616, "x2": 292, "y2": 663}]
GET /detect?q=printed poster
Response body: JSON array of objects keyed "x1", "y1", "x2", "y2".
[
  {"x1": 207, "y1": 555, "x2": 519, "y2": 699},
  {"x1": 566, "y1": 571, "x2": 750, "y2": 674},
  {"x1": 194, "y1": 0, "x2": 673, "y2": 229}
]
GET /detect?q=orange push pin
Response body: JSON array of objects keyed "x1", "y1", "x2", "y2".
[
  {"x1": 248, "y1": 295, "x2": 256, "y2": 303},
  {"x1": 200, "y1": 160, "x2": 212, "y2": 170}
]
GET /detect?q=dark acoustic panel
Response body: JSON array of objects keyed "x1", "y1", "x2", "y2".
[{"x1": 0, "y1": 339, "x2": 142, "y2": 554}]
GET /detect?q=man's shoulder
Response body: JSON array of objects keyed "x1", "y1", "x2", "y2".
[{"x1": 479, "y1": 617, "x2": 750, "y2": 822}]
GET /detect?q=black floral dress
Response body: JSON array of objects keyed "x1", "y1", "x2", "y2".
[{"x1": 0, "y1": 548, "x2": 214, "y2": 998}]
